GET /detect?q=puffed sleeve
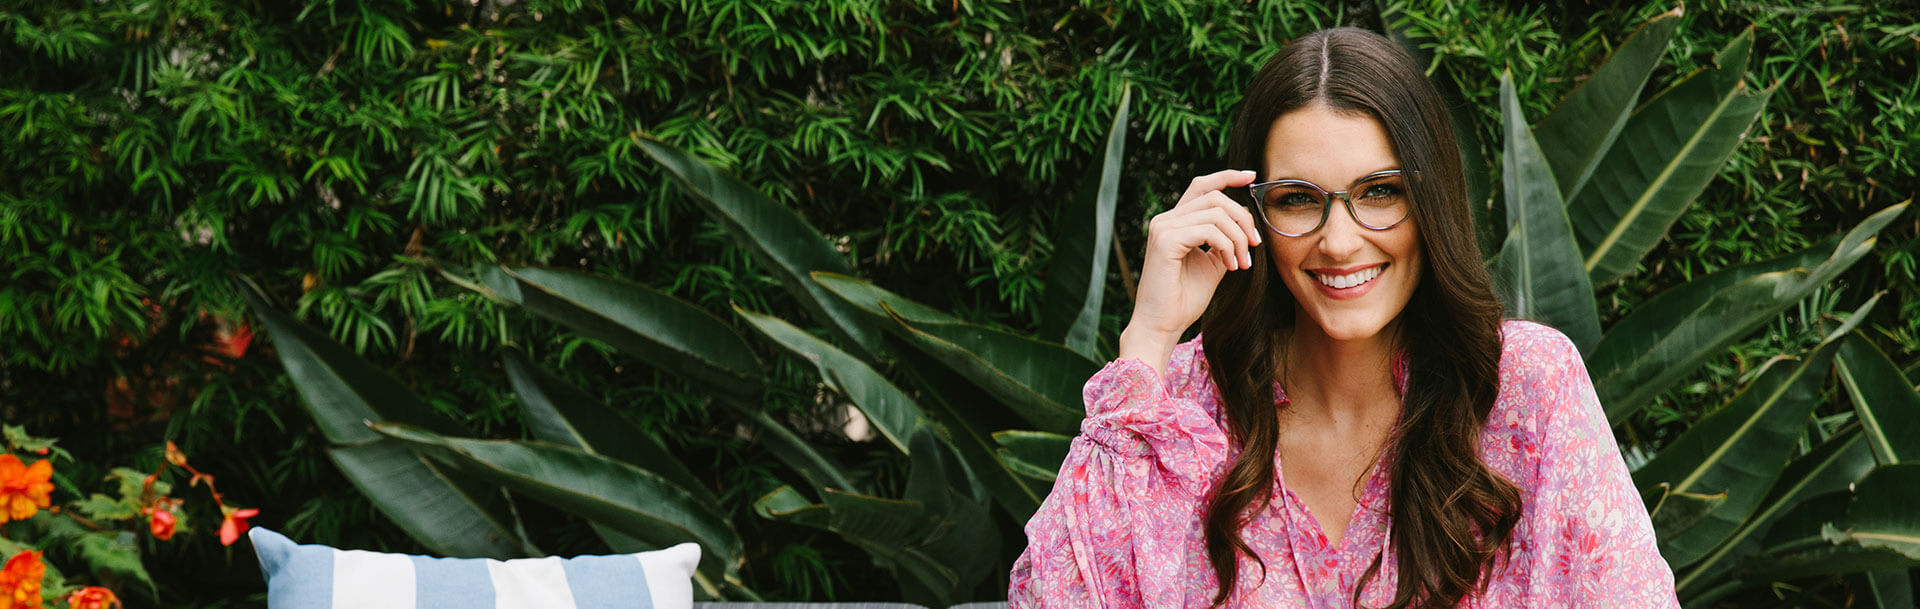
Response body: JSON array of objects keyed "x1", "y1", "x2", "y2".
[
  {"x1": 1515, "y1": 326, "x2": 1680, "y2": 607},
  {"x1": 1007, "y1": 339, "x2": 1230, "y2": 608}
]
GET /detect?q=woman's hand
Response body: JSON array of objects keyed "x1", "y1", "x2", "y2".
[{"x1": 1120, "y1": 170, "x2": 1264, "y2": 375}]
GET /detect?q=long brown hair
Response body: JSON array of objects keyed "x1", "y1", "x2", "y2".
[{"x1": 1198, "y1": 27, "x2": 1520, "y2": 608}]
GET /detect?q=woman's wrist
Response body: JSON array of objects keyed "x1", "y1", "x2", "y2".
[{"x1": 1118, "y1": 325, "x2": 1181, "y2": 379}]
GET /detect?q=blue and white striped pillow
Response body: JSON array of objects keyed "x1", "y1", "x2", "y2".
[{"x1": 249, "y1": 528, "x2": 698, "y2": 609}]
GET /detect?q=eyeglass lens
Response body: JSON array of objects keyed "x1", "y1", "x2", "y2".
[{"x1": 1255, "y1": 172, "x2": 1411, "y2": 235}]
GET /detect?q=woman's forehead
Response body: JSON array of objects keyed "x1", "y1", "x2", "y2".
[{"x1": 1261, "y1": 105, "x2": 1399, "y2": 184}]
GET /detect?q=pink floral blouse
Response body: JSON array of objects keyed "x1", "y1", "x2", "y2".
[{"x1": 1009, "y1": 320, "x2": 1678, "y2": 608}]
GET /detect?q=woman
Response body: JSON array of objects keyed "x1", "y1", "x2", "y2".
[{"x1": 1008, "y1": 27, "x2": 1677, "y2": 608}]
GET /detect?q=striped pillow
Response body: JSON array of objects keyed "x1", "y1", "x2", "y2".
[{"x1": 250, "y1": 528, "x2": 698, "y2": 609}]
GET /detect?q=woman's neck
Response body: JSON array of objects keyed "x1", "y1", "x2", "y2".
[{"x1": 1279, "y1": 320, "x2": 1402, "y2": 432}]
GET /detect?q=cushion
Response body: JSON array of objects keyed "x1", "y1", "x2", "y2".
[{"x1": 249, "y1": 527, "x2": 699, "y2": 609}]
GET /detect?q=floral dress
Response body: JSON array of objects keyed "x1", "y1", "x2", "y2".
[{"x1": 1008, "y1": 320, "x2": 1679, "y2": 608}]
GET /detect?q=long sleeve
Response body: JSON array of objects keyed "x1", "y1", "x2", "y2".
[
  {"x1": 1008, "y1": 341, "x2": 1230, "y2": 608},
  {"x1": 1513, "y1": 326, "x2": 1680, "y2": 607}
]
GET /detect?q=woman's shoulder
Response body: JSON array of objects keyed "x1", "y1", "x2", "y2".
[{"x1": 1482, "y1": 320, "x2": 1599, "y2": 480}]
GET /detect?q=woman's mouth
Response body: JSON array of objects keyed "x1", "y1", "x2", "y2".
[{"x1": 1310, "y1": 264, "x2": 1386, "y2": 290}]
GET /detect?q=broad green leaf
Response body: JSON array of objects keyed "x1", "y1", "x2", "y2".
[
  {"x1": 636, "y1": 136, "x2": 883, "y2": 358},
  {"x1": 1590, "y1": 204, "x2": 1905, "y2": 422},
  {"x1": 1851, "y1": 569, "x2": 1914, "y2": 609},
  {"x1": 1822, "y1": 463, "x2": 1920, "y2": 558},
  {"x1": 891, "y1": 344, "x2": 1049, "y2": 520},
  {"x1": 1733, "y1": 490, "x2": 1920, "y2": 586},
  {"x1": 1631, "y1": 330, "x2": 1849, "y2": 569},
  {"x1": 1534, "y1": 9, "x2": 1681, "y2": 202},
  {"x1": 1571, "y1": 31, "x2": 1772, "y2": 285},
  {"x1": 1040, "y1": 85, "x2": 1129, "y2": 360},
  {"x1": 728, "y1": 405, "x2": 861, "y2": 495},
  {"x1": 328, "y1": 442, "x2": 530, "y2": 558},
  {"x1": 1491, "y1": 72, "x2": 1602, "y2": 353},
  {"x1": 735, "y1": 305, "x2": 929, "y2": 455},
  {"x1": 1642, "y1": 483, "x2": 1728, "y2": 542},
  {"x1": 815, "y1": 272, "x2": 1092, "y2": 434},
  {"x1": 994, "y1": 430, "x2": 1073, "y2": 482},
  {"x1": 238, "y1": 278, "x2": 529, "y2": 558},
  {"x1": 1673, "y1": 429, "x2": 1875, "y2": 597},
  {"x1": 1835, "y1": 333, "x2": 1920, "y2": 465},
  {"x1": 502, "y1": 346, "x2": 716, "y2": 507},
  {"x1": 372, "y1": 422, "x2": 743, "y2": 577},
  {"x1": 755, "y1": 479, "x2": 993, "y2": 607},
  {"x1": 463, "y1": 266, "x2": 764, "y2": 404}
]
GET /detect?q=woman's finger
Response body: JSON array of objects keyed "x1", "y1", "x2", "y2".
[
  {"x1": 1159, "y1": 206, "x2": 1251, "y2": 270},
  {"x1": 1178, "y1": 169, "x2": 1260, "y2": 207}
]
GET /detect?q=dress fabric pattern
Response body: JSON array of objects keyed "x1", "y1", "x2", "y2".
[{"x1": 1008, "y1": 320, "x2": 1679, "y2": 608}]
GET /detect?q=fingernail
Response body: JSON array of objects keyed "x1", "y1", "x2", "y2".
[
  {"x1": 1241, "y1": 252, "x2": 1252, "y2": 268},
  {"x1": 1239, "y1": 170, "x2": 1257, "y2": 179}
]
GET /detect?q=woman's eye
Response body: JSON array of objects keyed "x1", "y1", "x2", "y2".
[
  {"x1": 1360, "y1": 184, "x2": 1403, "y2": 200},
  {"x1": 1276, "y1": 193, "x2": 1320, "y2": 208}
]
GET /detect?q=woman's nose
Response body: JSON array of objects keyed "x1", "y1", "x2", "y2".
[{"x1": 1314, "y1": 199, "x2": 1367, "y2": 258}]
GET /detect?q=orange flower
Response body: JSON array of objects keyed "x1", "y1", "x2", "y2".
[
  {"x1": 0, "y1": 551, "x2": 45, "y2": 609},
  {"x1": 217, "y1": 507, "x2": 259, "y2": 546},
  {"x1": 64, "y1": 587, "x2": 116, "y2": 609},
  {"x1": 142, "y1": 498, "x2": 181, "y2": 541},
  {"x1": 0, "y1": 455, "x2": 53, "y2": 523}
]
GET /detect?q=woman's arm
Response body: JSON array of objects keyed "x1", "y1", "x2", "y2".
[
  {"x1": 1008, "y1": 341, "x2": 1230, "y2": 608},
  {"x1": 1512, "y1": 325, "x2": 1679, "y2": 607}
]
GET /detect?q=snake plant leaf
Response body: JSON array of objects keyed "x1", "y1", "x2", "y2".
[
  {"x1": 371, "y1": 422, "x2": 744, "y2": 578},
  {"x1": 1835, "y1": 333, "x2": 1920, "y2": 465},
  {"x1": 814, "y1": 272, "x2": 1092, "y2": 434},
  {"x1": 636, "y1": 135, "x2": 883, "y2": 358},
  {"x1": 502, "y1": 346, "x2": 716, "y2": 508},
  {"x1": 735, "y1": 305, "x2": 928, "y2": 455},
  {"x1": 1589, "y1": 204, "x2": 1905, "y2": 423},
  {"x1": 1040, "y1": 85, "x2": 1129, "y2": 360},
  {"x1": 1673, "y1": 429, "x2": 1876, "y2": 597},
  {"x1": 238, "y1": 278, "x2": 530, "y2": 559},
  {"x1": 1821, "y1": 463, "x2": 1920, "y2": 559},
  {"x1": 1631, "y1": 329, "x2": 1851, "y2": 570},
  {"x1": 1570, "y1": 31, "x2": 1771, "y2": 285},
  {"x1": 1491, "y1": 72, "x2": 1603, "y2": 353},
  {"x1": 464, "y1": 266, "x2": 764, "y2": 404},
  {"x1": 1533, "y1": 8, "x2": 1681, "y2": 202},
  {"x1": 994, "y1": 430, "x2": 1073, "y2": 482}
]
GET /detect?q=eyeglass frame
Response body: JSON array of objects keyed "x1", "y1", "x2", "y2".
[{"x1": 1246, "y1": 169, "x2": 1420, "y2": 237}]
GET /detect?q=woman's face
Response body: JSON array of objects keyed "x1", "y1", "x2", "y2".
[{"x1": 1261, "y1": 104, "x2": 1422, "y2": 343}]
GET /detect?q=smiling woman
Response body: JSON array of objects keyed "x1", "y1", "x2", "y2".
[{"x1": 1009, "y1": 27, "x2": 1679, "y2": 609}]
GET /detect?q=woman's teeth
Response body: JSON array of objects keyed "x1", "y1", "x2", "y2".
[{"x1": 1313, "y1": 266, "x2": 1383, "y2": 289}]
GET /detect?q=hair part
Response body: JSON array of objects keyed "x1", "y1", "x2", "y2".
[{"x1": 1199, "y1": 27, "x2": 1521, "y2": 609}]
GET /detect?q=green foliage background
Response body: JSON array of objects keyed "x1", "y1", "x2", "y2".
[{"x1": 1, "y1": 0, "x2": 1914, "y2": 605}]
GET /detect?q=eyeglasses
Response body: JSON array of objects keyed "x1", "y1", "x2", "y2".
[{"x1": 1248, "y1": 169, "x2": 1416, "y2": 237}]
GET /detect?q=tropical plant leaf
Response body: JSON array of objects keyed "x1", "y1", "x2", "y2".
[
  {"x1": 889, "y1": 343, "x2": 1050, "y2": 520},
  {"x1": 1850, "y1": 569, "x2": 1915, "y2": 609},
  {"x1": 636, "y1": 135, "x2": 884, "y2": 358},
  {"x1": 1534, "y1": 8, "x2": 1681, "y2": 202},
  {"x1": 1589, "y1": 204, "x2": 1906, "y2": 423},
  {"x1": 1821, "y1": 462, "x2": 1920, "y2": 558},
  {"x1": 1835, "y1": 332, "x2": 1920, "y2": 465},
  {"x1": 1040, "y1": 85, "x2": 1129, "y2": 360},
  {"x1": 238, "y1": 277, "x2": 530, "y2": 559},
  {"x1": 1643, "y1": 484, "x2": 1728, "y2": 542},
  {"x1": 1491, "y1": 72, "x2": 1602, "y2": 353},
  {"x1": 994, "y1": 430, "x2": 1072, "y2": 482},
  {"x1": 1631, "y1": 321, "x2": 1856, "y2": 569},
  {"x1": 1570, "y1": 31, "x2": 1772, "y2": 285},
  {"x1": 735, "y1": 305, "x2": 929, "y2": 455},
  {"x1": 458, "y1": 266, "x2": 764, "y2": 404},
  {"x1": 502, "y1": 346, "x2": 716, "y2": 507},
  {"x1": 1673, "y1": 428, "x2": 1877, "y2": 598},
  {"x1": 371, "y1": 422, "x2": 744, "y2": 577},
  {"x1": 815, "y1": 272, "x2": 1092, "y2": 434}
]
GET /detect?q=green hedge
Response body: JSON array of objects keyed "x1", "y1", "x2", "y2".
[{"x1": 2, "y1": 0, "x2": 1914, "y2": 605}]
